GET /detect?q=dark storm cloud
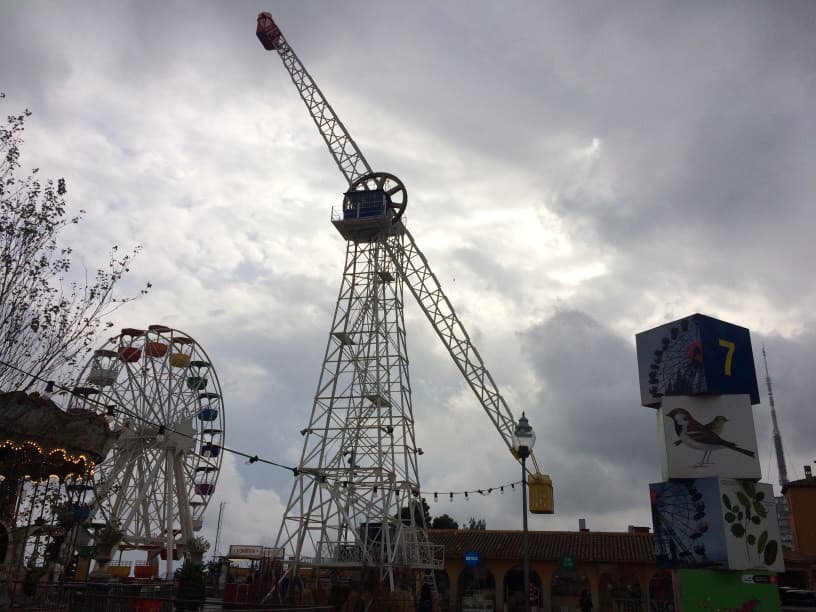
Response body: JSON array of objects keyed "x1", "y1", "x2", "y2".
[{"x1": 521, "y1": 309, "x2": 658, "y2": 516}]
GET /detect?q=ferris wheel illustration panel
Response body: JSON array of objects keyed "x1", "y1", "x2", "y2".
[
  {"x1": 68, "y1": 325, "x2": 224, "y2": 548},
  {"x1": 649, "y1": 478, "x2": 727, "y2": 569},
  {"x1": 637, "y1": 316, "x2": 707, "y2": 407}
]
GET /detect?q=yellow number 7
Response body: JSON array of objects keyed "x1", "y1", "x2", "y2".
[{"x1": 718, "y1": 339, "x2": 736, "y2": 376}]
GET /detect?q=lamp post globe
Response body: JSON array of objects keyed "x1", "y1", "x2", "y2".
[
  {"x1": 513, "y1": 412, "x2": 536, "y2": 612},
  {"x1": 513, "y1": 412, "x2": 536, "y2": 458}
]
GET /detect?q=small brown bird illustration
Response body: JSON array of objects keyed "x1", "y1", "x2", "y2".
[
  {"x1": 673, "y1": 414, "x2": 728, "y2": 446},
  {"x1": 666, "y1": 408, "x2": 753, "y2": 466},
  {"x1": 705, "y1": 415, "x2": 728, "y2": 435}
]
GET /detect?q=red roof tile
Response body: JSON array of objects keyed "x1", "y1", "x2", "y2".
[{"x1": 427, "y1": 530, "x2": 655, "y2": 564}]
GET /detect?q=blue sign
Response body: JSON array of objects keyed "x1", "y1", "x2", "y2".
[{"x1": 464, "y1": 550, "x2": 480, "y2": 567}]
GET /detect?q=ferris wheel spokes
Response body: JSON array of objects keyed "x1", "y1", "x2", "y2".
[{"x1": 70, "y1": 326, "x2": 225, "y2": 567}]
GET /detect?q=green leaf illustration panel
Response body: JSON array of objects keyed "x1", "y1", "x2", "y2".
[
  {"x1": 650, "y1": 478, "x2": 785, "y2": 572},
  {"x1": 721, "y1": 479, "x2": 785, "y2": 572}
]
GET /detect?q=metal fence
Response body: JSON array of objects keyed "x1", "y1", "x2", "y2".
[
  {"x1": 1, "y1": 579, "x2": 174, "y2": 611},
  {"x1": 2, "y1": 579, "x2": 344, "y2": 611}
]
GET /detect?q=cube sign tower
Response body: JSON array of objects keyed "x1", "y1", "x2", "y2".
[{"x1": 636, "y1": 314, "x2": 784, "y2": 609}]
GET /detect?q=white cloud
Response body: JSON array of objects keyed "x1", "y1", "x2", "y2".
[{"x1": 2, "y1": 0, "x2": 814, "y2": 558}]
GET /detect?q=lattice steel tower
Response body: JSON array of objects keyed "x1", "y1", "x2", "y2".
[
  {"x1": 256, "y1": 12, "x2": 550, "y2": 590},
  {"x1": 762, "y1": 346, "x2": 788, "y2": 487}
]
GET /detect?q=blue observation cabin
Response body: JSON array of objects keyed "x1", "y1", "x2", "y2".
[
  {"x1": 343, "y1": 189, "x2": 389, "y2": 220},
  {"x1": 333, "y1": 187, "x2": 400, "y2": 242}
]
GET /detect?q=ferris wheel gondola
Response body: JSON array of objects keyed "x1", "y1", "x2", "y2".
[{"x1": 68, "y1": 325, "x2": 225, "y2": 562}]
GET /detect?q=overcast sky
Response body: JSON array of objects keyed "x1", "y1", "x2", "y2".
[{"x1": 2, "y1": 1, "x2": 815, "y2": 552}]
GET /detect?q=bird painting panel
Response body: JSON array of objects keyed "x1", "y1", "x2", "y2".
[{"x1": 658, "y1": 394, "x2": 761, "y2": 480}]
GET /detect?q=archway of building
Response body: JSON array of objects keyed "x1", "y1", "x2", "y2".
[
  {"x1": 551, "y1": 569, "x2": 590, "y2": 611},
  {"x1": 458, "y1": 565, "x2": 496, "y2": 612},
  {"x1": 599, "y1": 569, "x2": 644, "y2": 611},
  {"x1": 432, "y1": 569, "x2": 451, "y2": 611},
  {"x1": 649, "y1": 570, "x2": 675, "y2": 612},
  {"x1": 503, "y1": 565, "x2": 543, "y2": 612}
]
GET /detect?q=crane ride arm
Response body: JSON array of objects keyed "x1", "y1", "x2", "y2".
[
  {"x1": 385, "y1": 228, "x2": 541, "y2": 473},
  {"x1": 257, "y1": 12, "x2": 541, "y2": 473},
  {"x1": 256, "y1": 13, "x2": 370, "y2": 185}
]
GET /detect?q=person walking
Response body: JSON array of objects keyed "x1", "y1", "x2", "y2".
[
  {"x1": 528, "y1": 583, "x2": 540, "y2": 612},
  {"x1": 579, "y1": 589, "x2": 593, "y2": 612}
]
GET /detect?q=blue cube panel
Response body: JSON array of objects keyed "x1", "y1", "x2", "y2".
[{"x1": 636, "y1": 314, "x2": 759, "y2": 407}]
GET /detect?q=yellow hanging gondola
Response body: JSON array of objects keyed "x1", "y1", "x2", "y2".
[{"x1": 528, "y1": 472, "x2": 554, "y2": 514}]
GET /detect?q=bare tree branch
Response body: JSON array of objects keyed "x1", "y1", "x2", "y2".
[{"x1": 0, "y1": 95, "x2": 150, "y2": 391}]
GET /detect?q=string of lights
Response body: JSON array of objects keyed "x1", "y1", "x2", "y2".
[
  {"x1": 0, "y1": 358, "x2": 525, "y2": 501},
  {"x1": 428, "y1": 480, "x2": 523, "y2": 502},
  {"x1": 0, "y1": 358, "x2": 296, "y2": 473}
]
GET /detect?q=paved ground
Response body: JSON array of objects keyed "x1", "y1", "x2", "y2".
[{"x1": 202, "y1": 598, "x2": 335, "y2": 611}]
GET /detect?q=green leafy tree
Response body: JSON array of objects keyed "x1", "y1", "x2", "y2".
[
  {"x1": 464, "y1": 517, "x2": 486, "y2": 530},
  {"x1": 399, "y1": 497, "x2": 432, "y2": 527},
  {"x1": 0, "y1": 94, "x2": 149, "y2": 391},
  {"x1": 175, "y1": 560, "x2": 206, "y2": 611},
  {"x1": 93, "y1": 521, "x2": 123, "y2": 559},
  {"x1": 419, "y1": 497, "x2": 432, "y2": 526},
  {"x1": 430, "y1": 514, "x2": 458, "y2": 529}
]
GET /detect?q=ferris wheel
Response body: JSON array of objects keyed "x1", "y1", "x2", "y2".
[
  {"x1": 68, "y1": 325, "x2": 225, "y2": 554},
  {"x1": 650, "y1": 479, "x2": 711, "y2": 568},
  {"x1": 648, "y1": 316, "x2": 707, "y2": 401}
]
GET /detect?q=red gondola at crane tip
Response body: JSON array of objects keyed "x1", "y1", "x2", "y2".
[{"x1": 256, "y1": 12, "x2": 282, "y2": 50}]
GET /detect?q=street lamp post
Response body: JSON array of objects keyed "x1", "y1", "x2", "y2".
[{"x1": 513, "y1": 412, "x2": 536, "y2": 612}]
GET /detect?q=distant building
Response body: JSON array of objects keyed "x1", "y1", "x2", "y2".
[
  {"x1": 427, "y1": 526, "x2": 670, "y2": 611},
  {"x1": 424, "y1": 478, "x2": 816, "y2": 612},
  {"x1": 780, "y1": 465, "x2": 816, "y2": 589}
]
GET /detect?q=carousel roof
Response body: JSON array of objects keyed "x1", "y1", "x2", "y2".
[{"x1": 0, "y1": 391, "x2": 116, "y2": 464}]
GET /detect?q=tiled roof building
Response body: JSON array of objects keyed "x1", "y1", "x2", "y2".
[
  {"x1": 424, "y1": 516, "x2": 814, "y2": 610},
  {"x1": 426, "y1": 528, "x2": 668, "y2": 611},
  {"x1": 428, "y1": 529, "x2": 655, "y2": 564},
  {"x1": 782, "y1": 470, "x2": 816, "y2": 590}
]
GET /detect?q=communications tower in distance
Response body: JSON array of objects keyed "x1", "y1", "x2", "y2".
[
  {"x1": 763, "y1": 346, "x2": 793, "y2": 548},
  {"x1": 763, "y1": 345, "x2": 788, "y2": 487},
  {"x1": 255, "y1": 11, "x2": 552, "y2": 592}
]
